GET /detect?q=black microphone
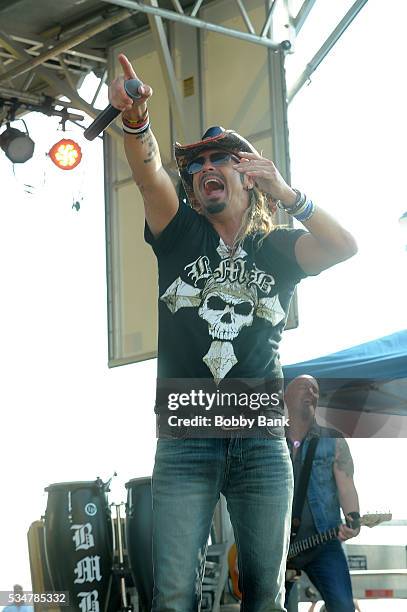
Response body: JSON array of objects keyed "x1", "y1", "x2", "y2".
[{"x1": 84, "y1": 78, "x2": 143, "y2": 141}]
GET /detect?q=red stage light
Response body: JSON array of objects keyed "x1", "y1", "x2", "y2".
[{"x1": 49, "y1": 138, "x2": 82, "y2": 170}]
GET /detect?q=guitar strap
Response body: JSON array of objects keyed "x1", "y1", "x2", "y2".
[{"x1": 291, "y1": 435, "x2": 319, "y2": 539}]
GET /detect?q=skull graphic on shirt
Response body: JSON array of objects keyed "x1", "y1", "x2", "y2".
[
  {"x1": 160, "y1": 239, "x2": 285, "y2": 383},
  {"x1": 198, "y1": 278, "x2": 257, "y2": 341}
]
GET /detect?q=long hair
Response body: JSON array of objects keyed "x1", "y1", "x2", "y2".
[
  {"x1": 232, "y1": 187, "x2": 276, "y2": 252},
  {"x1": 178, "y1": 178, "x2": 277, "y2": 253}
]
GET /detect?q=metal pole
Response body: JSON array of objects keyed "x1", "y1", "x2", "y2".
[
  {"x1": 170, "y1": 0, "x2": 184, "y2": 14},
  {"x1": 288, "y1": 0, "x2": 369, "y2": 103},
  {"x1": 101, "y1": 0, "x2": 286, "y2": 50},
  {"x1": 147, "y1": 0, "x2": 188, "y2": 142},
  {"x1": 265, "y1": 0, "x2": 292, "y2": 225},
  {"x1": 0, "y1": 9, "x2": 130, "y2": 83},
  {"x1": 0, "y1": 30, "x2": 123, "y2": 140},
  {"x1": 0, "y1": 47, "x2": 96, "y2": 76},
  {"x1": 190, "y1": 0, "x2": 206, "y2": 18},
  {"x1": 115, "y1": 504, "x2": 131, "y2": 611},
  {"x1": 261, "y1": 0, "x2": 278, "y2": 38},
  {"x1": 0, "y1": 56, "x2": 12, "y2": 87},
  {"x1": 235, "y1": 0, "x2": 256, "y2": 35},
  {"x1": 292, "y1": 0, "x2": 318, "y2": 34},
  {"x1": 10, "y1": 33, "x2": 107, "y2": 65},
  {"x1": 58, "y1": 55, "x2": 76, "y2": 90},
  {"x1": 91, "y1": 70, "x2": 107, "y2": 107},
  {"x1": 0, "y1": 87, "x2": 89, "y2": 118}
]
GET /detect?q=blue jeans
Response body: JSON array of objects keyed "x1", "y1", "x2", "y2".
[
  {"x1": 285, "y1": 540, "x2": 355, "y2": 612},
  {"x1": 152, "y1": 436, "x2": 293, "y2": 612}
]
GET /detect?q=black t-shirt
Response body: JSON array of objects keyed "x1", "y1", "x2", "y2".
[{"x1": 145, "y1": 202, "x2": 308, "y2": 385}]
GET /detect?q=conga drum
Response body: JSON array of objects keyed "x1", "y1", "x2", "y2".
[
  {"x1": 44, "y1": 479, "x2": 118, "y2": 612},
  {"x1": 125, "y1": 477, "x2": 153, "y2": 612}
]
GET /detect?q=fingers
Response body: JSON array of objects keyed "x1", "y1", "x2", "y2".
[
  {"x1": 138, "y1": 83, "x2": 153, "y2": 100},
  {"x1": 338, "y1": 524, "x2": 358, "y2": 541},
  {"x1": 108, "y1": 77, "x2": 133, "y2": 111},
  {"x1": 109, "y1": 54, "x2": 154, "y2": 112},
  {"x1": 233, "y1": 160, "x2": 274, "y2": 177},
  {"x1": 118, "y1": 53, "x2": 153, "y2": 100},
  {"x1": 238, "y1": 150, "x2": 262, "y2": 159},
  {"x1": 118, "y1": 53, "x2": 137, "y2": 79},
  {"x1": 234, "y1": 155, "x2": 274, "y2": 171}
]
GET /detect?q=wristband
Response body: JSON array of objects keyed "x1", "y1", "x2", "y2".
[
  {"x1": 277, "y1": 189, "x2": 306, "y2": 215},
  {"x1": 122, "y1": 119, "x2": 150, "y2": 135},
  {"x1": 122, "y1": 109, "x2": 148, "y2": 126},
  {"x1": 294, "y1": 199, "x2": 316, "y2": 222},
  {"x1": 277, "y1": 188, "x2": 316, "y2": 223}
]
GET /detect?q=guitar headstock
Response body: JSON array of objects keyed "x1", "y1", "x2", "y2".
[{"x1": 361, "y1": 512, "x2": 392, "y2": 528}]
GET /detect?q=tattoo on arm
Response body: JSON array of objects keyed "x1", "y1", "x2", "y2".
[
  {"x1": 134, "y1": 130, "x2": 158, "y2": 164},
  {"x1": 335, "y1": 438, "x2": 354, "y2": 477},
  {"x1": 136, "y1": 130, "x2": 150, "y2": 144}
]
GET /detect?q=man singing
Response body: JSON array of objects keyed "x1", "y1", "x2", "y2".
[{"x1": 109, "y1": 54, "x2": 357, "y2": 611}]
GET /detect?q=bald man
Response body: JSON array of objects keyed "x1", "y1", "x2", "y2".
[{"x1": 284, "y1": 375, "x2": 360, "y2": 612}]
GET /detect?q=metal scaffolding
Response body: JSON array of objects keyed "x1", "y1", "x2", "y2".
[{"x1": 0, "y1": 0, "x2": 369, "y2": 142}]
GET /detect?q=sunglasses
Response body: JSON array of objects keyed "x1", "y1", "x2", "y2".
[{"x1": 186, "y1": 151, "x2": 240, "y2": 175}]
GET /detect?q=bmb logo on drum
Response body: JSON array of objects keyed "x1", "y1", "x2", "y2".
[
  {"x1": 85, "y1": 503, "x2": 98, "y2": 517},
  {"x1": 44, "y1": 480, "x2": 119, "y2": 612}
]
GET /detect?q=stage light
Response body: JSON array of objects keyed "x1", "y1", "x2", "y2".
[
  {"x1": 0, "y1": 124, "x2": 35, "y2": 163},
  {"x1": 49, "y1": 138, "x2": 82, "y2": 170}
]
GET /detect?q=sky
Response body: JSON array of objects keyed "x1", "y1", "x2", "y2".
[{"x1": 0, "y1": 0, "x2": 406, "y2": 604}]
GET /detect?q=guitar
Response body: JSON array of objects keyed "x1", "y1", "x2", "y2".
[
  {"x1": 227, "y1": 512, "x2": 391, "y2": 600},
  {"x1": 287, "y1": 512, "x2": 391, "y2": 571}
]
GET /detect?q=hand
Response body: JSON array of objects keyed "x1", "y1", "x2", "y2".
[
  {"x1": 337, "y1": 519, "x2": 360, "y2": 542},
  {"x1": 233, "y1": 151, "x2": 296, "y2": 207},
  {"x1": 108, "y1": 53, "x2": 153, "y2": 115}
]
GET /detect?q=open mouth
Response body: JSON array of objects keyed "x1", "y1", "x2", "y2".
[
  {"x1": 201, "y1": 175, "x2": 226, "y2": 199},
  {"x1": 303, "y1": 398, "x2": 314, "y2": 405}
]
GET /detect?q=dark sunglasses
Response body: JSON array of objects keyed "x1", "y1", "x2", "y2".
[{"x1": 186, "y1": 151, "x2": 240, "y2": 175}]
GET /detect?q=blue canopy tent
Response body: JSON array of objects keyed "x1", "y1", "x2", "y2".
[{"x1": 283, "y1": 330, "x2": 407, "y2": 417}]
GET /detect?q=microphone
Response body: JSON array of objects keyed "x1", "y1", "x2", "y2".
[{"x1": 84, "y1": 78, "x2": 143, "y2": 141}]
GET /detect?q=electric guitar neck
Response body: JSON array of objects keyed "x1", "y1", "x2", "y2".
[{"x1": 288, "y1": 512, "x2": 391, "y2": 565}]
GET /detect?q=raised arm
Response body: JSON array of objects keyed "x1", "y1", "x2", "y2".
[
  {"x1": 333, "y1": 437, "x2": 361, "y2": 541},
  {"x1": 233, "y1": 152, "x2": 358, "y2": 275},
  {"x1": 109, "y1": 54, "x2": 179, "y2": 237}
]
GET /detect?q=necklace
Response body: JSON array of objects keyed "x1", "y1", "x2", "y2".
[{"x1": 293, "y1": 440, "x2": 301, "y2": 449}]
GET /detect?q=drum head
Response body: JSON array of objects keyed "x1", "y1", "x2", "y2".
[
  {"x1": 125, "y1": 476, "x2": 151, "y2": 489},
  {"x1": 45, "y1": 479, "x2": 103, "y2": 492}
]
